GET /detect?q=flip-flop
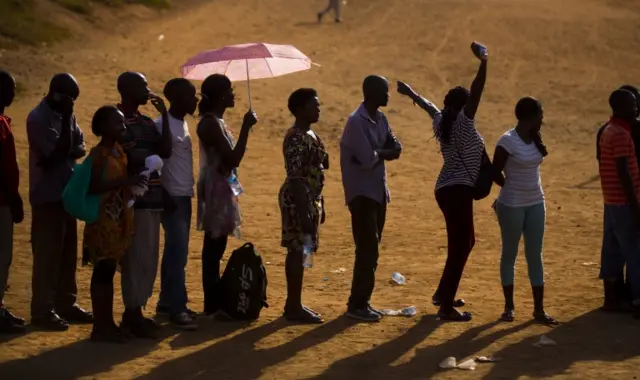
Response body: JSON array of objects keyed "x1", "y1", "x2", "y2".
[{"x1": 438, "y1": 309, "x2": 472, "y2": 322}]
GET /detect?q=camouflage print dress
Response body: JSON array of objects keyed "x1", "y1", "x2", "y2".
[{"x1": 279, "y1": 126, "x2": 327, "y2": 251}]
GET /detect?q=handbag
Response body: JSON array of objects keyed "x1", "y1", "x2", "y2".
[
  {"x1": 454, "y1": 133, "x2": 494, "y2": 201},
  {"x1": 62, "y1": 155, "x2": 101, "y2": 223}
]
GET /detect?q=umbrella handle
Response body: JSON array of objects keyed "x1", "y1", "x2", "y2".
[{"x1": 246, "y1": 60, "x2": 252, "y2": 110}]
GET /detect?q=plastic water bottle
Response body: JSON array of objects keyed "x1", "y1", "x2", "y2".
[
  {"x1": 392, "y1": 272, "x2": 406, "y2": 285},
  {"x1": 401, "y1": 306, "x2": 417, "y2": 316},
  {"x1": 227, "y1": 173, "x2": 244, "y2": 196},
  {"x1": 302, "y1": 234, "x2": 314, "y2": 268}
]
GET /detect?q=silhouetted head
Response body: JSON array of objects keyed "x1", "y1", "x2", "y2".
[
  {"x1": 515, "y1": 96, "x2": 544, "y2": 133},
  {"x1": 0, "y1": 71, "x2": 16, "y2": 109},
  {"x1": 164, "y1": 78, "x2": 198, "y2": 116},
  {"x1": 619, "y1": 84, "x2": 640, "y2": 118},
  {"x1": 288, "y1": 88, "x2": 320, "y2": 124},
  {"x1": 610, "y1": 88, "x2": 637, "y2": 121},
  {"x1": 199, "y1": 74, "x2": 234, "y2": 116},
  {"x1": 117, "y1": 72, "x2": 150, "y2": 106},
  {"x1": 362, "y1": 75, "x2": 389, "y2": 108},
  {"x1": 91, "y1": 105, "x2": 126, "y2": 140},
  {"x1": 443, "y1": 86, "x2": 470, "y2": 112}
]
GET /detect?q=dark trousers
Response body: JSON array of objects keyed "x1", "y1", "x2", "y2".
[
  {"x1": 347, "y1": 196, "x2": 386, "y2": 309},
  {"x1": 435, "y1": 185, "x2": 475, "y2": 309},
  {"x1": 30, "y1": 202, "x2": 78, "y2": 317},
  {"x1": 202, "y1": 233, "x2": 228, "y2": 314}
]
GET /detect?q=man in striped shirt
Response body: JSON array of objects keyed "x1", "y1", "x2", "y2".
[{"x1": 598, "y1": 88, "x2": 640, "y2": 316}]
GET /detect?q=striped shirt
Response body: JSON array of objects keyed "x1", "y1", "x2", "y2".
[
  {"x1": 598, "y1": 117, "x2": 640, "y2": 205},
  {"x1": 433, "y1": 111, "x2": 484, "y2": 191},
  {"x1": 496, "y1": 129, "x2": 545, "y2": 207},
  {"x1": 117, "y1": 106, "x2": 164, "y2": 211}
]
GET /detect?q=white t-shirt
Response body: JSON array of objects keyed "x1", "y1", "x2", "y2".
[
  {"x1": 496, "y1": 129, "x2": 544, "y2": 207},
  {"x1": 154, "y1": 114, "x2": 194, "y2": 197}
]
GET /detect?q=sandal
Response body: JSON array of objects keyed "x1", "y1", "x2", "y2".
[
  {"x1": 533, "y1": 312, "x2": 559, "y2": 326},
  {"x1": 284, "y1": 308, "x2": 324, "y2": 324},
  {"x1": 438, "y1": 309, "x2": 472, "y2": 322},
  {"x1": 302, "y1": 305, "x2": 321, "y2": 318},
  {"x1": 500, "y1": 309, "x2": 515, "y2": 322}
]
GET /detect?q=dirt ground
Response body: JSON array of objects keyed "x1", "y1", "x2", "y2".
[{"x1": 1, "y1": 0, "x2": 640, "y2": 378}]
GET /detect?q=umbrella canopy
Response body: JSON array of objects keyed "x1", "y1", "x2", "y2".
[{"x1": 181, "y1": 43, "x2": 313, "y2": 81}]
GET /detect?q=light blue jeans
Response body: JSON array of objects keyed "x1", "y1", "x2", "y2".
[{"x1": 496, "y1": 202, "x2": 546, "y2": 287}]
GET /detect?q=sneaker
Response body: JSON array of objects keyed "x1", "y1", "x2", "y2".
[
  {"x1": 1, "y1": 307, "x2": 25, "y2": 326},
  {"x1": 185, "y1": 308, "x2": 198, "y2": 319},
  {"x1": 346, "y1": 307, "x2": 382, "y2": 322},
  {"x1": 170, "y1": 312, "x2": 198, "y2": 331},
  {"x1": 368, "y1": 305, "x2": 384, "y2": 318}
]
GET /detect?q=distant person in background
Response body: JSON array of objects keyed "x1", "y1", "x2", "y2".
[
  {"x1": 27, "y1": 73, "x2": 93, "y2": 331},
  {"x1": 84, "y1": 106, "x2": 145, "y2": 343},
  {"x1": 492, "y1": 97, "x2": 557, "y2": 325},
  {"x1": 155, "y1": 79, "x2": 198, "y2": 325},
  {"x1": 279, "y1": 88, "x2": 327, "y2": 324},
  {"x1": 340, "y1": 75, "x2": 402, "y2": 322},
  {"x1": 0, "y1": 71, "x2": 25, "y2": 334},
  {"x1": 598, "y1": 88, "x2": 640, "y2": 317},
  {"x1": 397, "y1": 43, "x2": 488, "y2": 322},
  {"x1": 318, "y1": 0, "x2": 342, "y2": 23},
  {"x1": 197, "y1": 74, "x2": 257, "y2": 320},
  {"x1": 116, "y1": 72, "x2": 175, "y2": 335}
]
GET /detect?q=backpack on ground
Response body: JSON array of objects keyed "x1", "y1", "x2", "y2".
[{"x1": 220, "y1": 242, "x2": 269, "y2": 320}]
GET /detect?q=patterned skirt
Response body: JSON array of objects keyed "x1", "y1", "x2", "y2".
[
  {"x1": 197, "y1": 165, "x2": 242, "y2": 239},
  {"x1": 279, "y1": 180, "x2": 322, "y2": 251}
]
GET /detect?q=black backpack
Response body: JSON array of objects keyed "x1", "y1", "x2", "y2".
[{"x1": 220, "y1": 242, "x2": 269, "y2": 320}]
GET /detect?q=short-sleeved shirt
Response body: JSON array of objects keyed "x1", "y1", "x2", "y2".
[
  {"x1": 339, "y1": 103, "x2": 394, "y2": 205},
  {"x1": 433, "y1": 111, "x2": 484, "y2": 191},
  {"x1": 496, "y1": 129, "x2": 545, "y2": 207},
  {"x1": 154, "y1": 114, "x2": 194, "y2": 197},
  {"x1": 27, "y1": 99, "x2": 85, "y2": 205},
  {"x1": 599, "y1": 117, "x2": 640, "y2": 205},
  {"x1": 0, "y1": 115, "x2": 19, "y2": 206},
  {"x1": 118, "y1": 106, "x2": 163, "y2": 211}
]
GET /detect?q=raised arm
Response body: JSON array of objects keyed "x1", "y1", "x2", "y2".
[
  {"x1": 397, "y1": 81, "x2": 441, "y2": 119},
  {"x1": 463, "y1": 45, "x2": 488, "y2": 120}
]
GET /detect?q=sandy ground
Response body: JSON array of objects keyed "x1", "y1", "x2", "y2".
[{"x1": 1, "y1": 0, "x2": 640, "y2": 378}]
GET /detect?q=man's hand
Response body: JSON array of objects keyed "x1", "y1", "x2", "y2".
[
  {"x1": 320, "y1": 198, "x2": 326, "y2": 225},
  {"x1": 58, "y1": 94, "x2": 75, "y2": 118},
  {"x1": 149, "y1": 93, "x2": 168, "y2": 115},
  {"x1": 10, "y1": 194, "x2": 24, "y2": 224}
]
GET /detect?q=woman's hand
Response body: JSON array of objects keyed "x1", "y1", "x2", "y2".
[
  {"x1": 471, "y1": 41, "x2": 488, "y2": 61},
  {"x1": 242, "y1": 110, "x2": 258, "y2": 130},
  {"x1": 397, "y1": 81, "x2": 415, "y2": 97}
]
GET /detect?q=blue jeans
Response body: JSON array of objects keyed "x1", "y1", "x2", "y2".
[
  {"x1": 158, "y1": 196, "x2": 192, "y2": 314},
  {"x1": 600, "y1": 204, "x2": 640, "y2": 303},
  {"x1": 496, "y1": 202, "x2": 546, "y2": 287}
]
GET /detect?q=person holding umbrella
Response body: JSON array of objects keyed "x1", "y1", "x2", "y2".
[{"x1": 197, "y1": 74, "x2": 257, "y2": 319}]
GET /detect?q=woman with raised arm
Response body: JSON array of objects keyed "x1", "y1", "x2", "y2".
[
  {"x1": 196, "y1": 74, "x2": 258, "y2": 320},
  {"x1": 397, "y1": 42, "x2": 488, "y2": 322},
  {"x1": 492, "y1": 97, "x2": 557, "y2": 325}
]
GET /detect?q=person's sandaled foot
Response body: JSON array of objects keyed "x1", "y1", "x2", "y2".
[
  {"x1": 500, "y1": 309, "x2": 515, "y2": 322},
  {"x1": 302, "y1": 305, "x2": 321, "y2": 317},
  {"x1": 91, "y1": 325, "x2": 128, "y2": 344},
  {"x1": 432, "y1": 297, "x2": 465, "y2": 308},
  {"x1": 438, "y1": 308, "x2": 472, "y2": 322},
  {"x1": 533, "y1": 311, "x2": 559, "y2": 326},
  {"x1": 284, "y1": 307, "x2": 324, "y2": 324}
]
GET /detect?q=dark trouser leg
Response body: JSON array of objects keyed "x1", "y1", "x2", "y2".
[
  {"x1": 285, "y1": 248, "x2": 304, "y2": 312},
  {"x1": 91, "y1": 259, "x2": 117, "y2": 328},
  {"x1": 348, "y1": 196, "x2": 385, "y2": 310},
  {"x1": 0, "y1": 206, "x2": 14, "y2": 305},
  {"x1": 55, "y1": 209, "x2": 79, "y2": 312},
  {"x1": 435, "y1": 186, "x2": 475, "y2": 312},
  {"x1": 31, "y1": 203, "x2": 65, "y2": 317},
  {"x1": 202, "y1": 233, "x2": 228, "y2": 314}
]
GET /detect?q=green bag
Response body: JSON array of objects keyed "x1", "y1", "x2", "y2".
[{"x1": 62, "y1": 156, "x2": 101, "y2": 223}]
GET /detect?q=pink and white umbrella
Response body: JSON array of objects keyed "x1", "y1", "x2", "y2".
[{"x1": 181, "y1": 43, "x2": 316, "y2": 108}]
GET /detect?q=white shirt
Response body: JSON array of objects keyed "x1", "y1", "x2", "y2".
[
  {"x1": 154, "y1": 114, "x2": 194, "y2": 197},
  {"x1": 496, "y1": 129, "x2": 544, "y2": 207}
]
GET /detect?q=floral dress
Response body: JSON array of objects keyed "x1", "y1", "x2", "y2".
[
  {"x1": 83, "y1": 144, "x2": 134, "y2": 265},
  {"x1": 197, "y1": 114, "x2": 242, "y2": 239},
  {"x1": 279, "y1": 126, "x2": 328, "y2": 251}
]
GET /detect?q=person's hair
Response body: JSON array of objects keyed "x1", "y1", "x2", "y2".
[
  {"x1": 163, "y1": 78, "x2": 193, "y2": 103},
  {"x1": 436, "y1": 86, "x2": 469, "y2": 143},
  {"x1": 91, "y1": 105, "x2": 119, "y2": 137},
  {"x1": 609, "y1": 88, "x2": 635, "y2": 113},
  {"x1": 287, "y1": 88, "x2": 317, "y2": 115},
  {"x1": 198, "y1": 74, "x2": 232, "y2": 116},
  {"x1": 0, "y1": 70, "x2": 13, "y2": 105},
  {"x1": 620, "y1": 84, "x2": 639, "y2": 99},
  {"x1": 515, "y1": 96, "x2": 548, "y2": 157}
]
